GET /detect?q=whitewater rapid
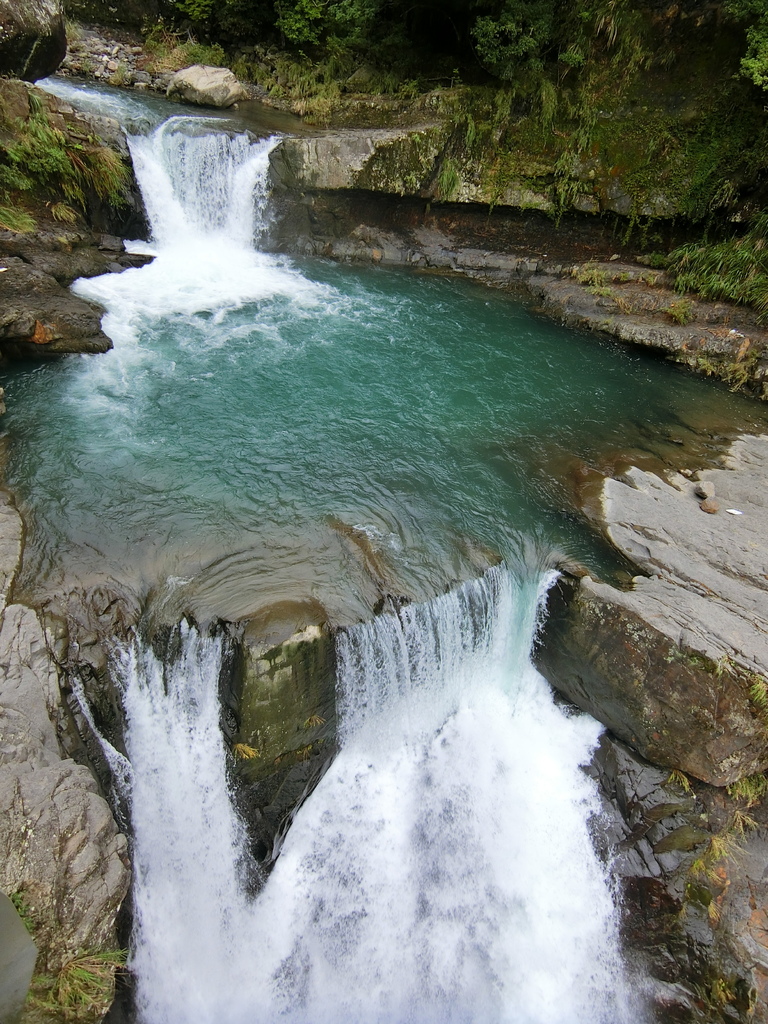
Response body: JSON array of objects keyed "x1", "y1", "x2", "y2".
[{"x1": 115, "y1": 569, "x2": 635, "y2": 1024}]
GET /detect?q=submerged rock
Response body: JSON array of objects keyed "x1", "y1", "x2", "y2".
[
  {"x1": 538, "y1": 435, "x2": 768, "y2": 785},
  {"x1": 166, "y1": 65, "x2": 249, "y2": 109}
]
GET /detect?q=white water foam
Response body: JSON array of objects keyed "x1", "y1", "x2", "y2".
[
  {"x1": 71, "y1": 116, "x2": 332, "y2": 376},
  {"x1": 115, "y1": 568, "x2": 639, "y2": 1024}
]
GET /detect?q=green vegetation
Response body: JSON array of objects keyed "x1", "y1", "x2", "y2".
[
  {"x1": 669, "y1": 214, "x2": 768, "y2": 320},
  {"x1": 9, "y1": 890, "x2": 36, "y2": 934},
  {"x1": 749, "y1": 672, "x2": 768, "y2": 712},
  {"x1": 143, "y1": 24, "x2": 227, "y2": 73},
  {"x1": 666, "y1": 768, "x2": 693, "y2": 794},
  {"x1": 727, "y1": 772, "x2": 768, "y2": 807},
  {"x1": 685, "y1": 808, "x2": 757, "y2": 925},
  {"x1": 725, "y1": 0, "x2": 768, "y2": 90},
  {"x1": 9, "y1": 887, "x2": 126, "y2": 1023},
  {"x1": 29, "y1": 950, "x2": 127, "y2": 1023},
  {"x1": 663, "y1": 297, "x2": 695, "y2": 325},
  {"x1": 0, "y1": 92, "x2": 129, "y2": 232}
]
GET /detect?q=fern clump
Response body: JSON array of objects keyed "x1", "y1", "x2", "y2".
[{"x1": 0, "y1": 92, "x2": 129, "y2": 232}]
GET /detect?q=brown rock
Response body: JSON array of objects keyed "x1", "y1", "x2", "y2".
[
  {"x1": 29, "y1": 320, "x2": 55, "y2": 345},
  {"x1": 700, "y1": 496, "x2": 720, "y2": 513}
]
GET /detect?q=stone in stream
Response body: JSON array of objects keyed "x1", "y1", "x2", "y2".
[
  {"x1": 538, "y1": 434, "x2": 768, "y2": 786},
  {"x1": 166, "y1": 65, "x2": 249, "y2": 108},
  {"x1": 695, "y1": 479, "x2": 716, "y2": 499}
]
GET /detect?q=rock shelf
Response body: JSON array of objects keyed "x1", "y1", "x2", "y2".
[{"x1": 539, "y1": 434, "x2": 768, "y2": 786}]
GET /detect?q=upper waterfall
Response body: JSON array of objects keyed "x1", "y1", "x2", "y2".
[{"x1": 128, "y1": 117, "x2": 276, "y2": 250}]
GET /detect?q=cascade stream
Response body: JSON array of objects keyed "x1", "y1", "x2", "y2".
[
  {"x1": 95, "y1": 104, "x2": 635, "y2": 1024},
  {"x1": 117, "y1": 569, "x2": 635, "y2": 1024},
  {"x1": 15, "y1": 80, "x2": 756, "y2": 1023}
]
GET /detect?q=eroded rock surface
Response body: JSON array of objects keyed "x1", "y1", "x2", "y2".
[
  {"x1": 539, "y1": 435, "x2": 768, "y2": 785},
  {"x1": 0, "y1": 492, "x2": 129, "y2": 972},
  {"x1": 272, "y1": 126, "x2": 448, "y2": 196},
  {"x1": 592, "y1": 734, "x2": 768, "y2": 1023}
]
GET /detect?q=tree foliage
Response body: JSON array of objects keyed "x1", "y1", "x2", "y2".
[
  {"x1": 164, "y1": 0, "x2": 768, "y2": 99},
  {"x1": 725, "y1": 0, "x2": 768, "y2": 90}
]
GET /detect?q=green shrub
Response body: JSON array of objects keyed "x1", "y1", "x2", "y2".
[
  {"x1": 668, "y1": 214, "x2": 768, "y2": 319},
  {"x1": 663, "y1": 296, "x2": 695, "y2": 325},
  {"x1": 0, "y1": 101, "x2": 129, "y2": 230},
  {"x1": 30, "y1": 950, "x2": 127, "y2": 1023}
]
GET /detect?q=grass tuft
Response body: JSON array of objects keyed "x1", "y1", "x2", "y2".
[
  {"x1": 727, "y1": 773, "x2": 768, "y2": 807},
  {"x1": 30, "y1": 950, "x2": 127, "y2": 1022}
]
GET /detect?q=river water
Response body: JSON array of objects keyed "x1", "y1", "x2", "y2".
[{"x1": 3, "y1": 79, "x2": 767, "y2": 1023}]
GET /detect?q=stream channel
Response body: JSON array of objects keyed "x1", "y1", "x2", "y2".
[{"x1": 4, "y1": 79, "x2": 768, "y2": 1023}]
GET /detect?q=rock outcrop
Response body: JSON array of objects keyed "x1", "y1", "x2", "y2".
[
  {"x1": 592, "y1": 733, "x2": 768, "y2": 1023},
  {"x1": 0, "y1": 254, "x2": 112, "y2": 358},
  {"x1": 166, "y1": 65, "x2": 249, "y2": 109},
  {"x1": 0, "y1": 0, "x2": 66, "y2": 81},
  {"x1": 266, "y1": 190, "x2": 768, "y2": 396},
  {"x1": 272, "y1": 126, "x2": 448, "y2": 196},
  {"x1": 0, "y1": 491, "x2": 130, "y2": 974},
  {"x1": 538, "y1": 435, "x2": 768, "y2": 786},
  {"x1": 527, "y1": 264, "x2": 768, "y2": 400}
]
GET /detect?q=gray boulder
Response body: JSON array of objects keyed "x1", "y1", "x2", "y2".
[
  {"x1": 0, "y1": 0, "x2": 66, "y2": 81},
  {"x1": 166, "y1": 65, "x2": 249, "y2": 108},
  {"x1": 0, "y1": 891, "x2": 37, "y2": 1024}
]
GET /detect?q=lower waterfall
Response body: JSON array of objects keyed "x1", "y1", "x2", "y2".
[{"x1": 113, "y1": 567, "x2": 637, "y2": 1024}]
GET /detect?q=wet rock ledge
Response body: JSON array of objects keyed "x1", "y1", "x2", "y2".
[
  {"x1": 538, "y1": 433, "x2": 768, "y2": 787},
  {"x1": 0, "y1": 78, "x2": 149, "y2": 362}
]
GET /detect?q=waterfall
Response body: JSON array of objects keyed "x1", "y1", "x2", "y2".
[
  {"x1": 114, "y1": 568, "x2": 638, "y2": 1024},
  {"x1": 49, "y1": 89, "x2": 640, "y2": 1023},
  {"x1": 127, "y1": 117, "x2": 275, "y2": 250},
  {"x1": 71, "y1": 115, "x2": 327, "y2": 343}
]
